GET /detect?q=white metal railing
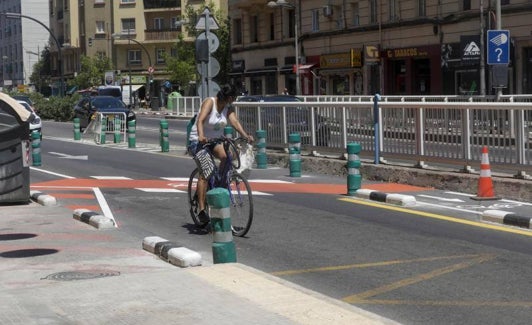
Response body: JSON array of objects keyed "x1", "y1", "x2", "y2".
[
  {"x1": 166, "y1": 96, "x2": 201, "y2": 117},
  {"x1": 93, "y1": 112, "x2": 127, "y2": 144},
  {"x1": 233, "y1": 100, "x2": 532, "y2": 177}
]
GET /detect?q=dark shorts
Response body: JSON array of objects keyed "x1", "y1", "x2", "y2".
[{"x1": 187, "y1": 141, "x2": 200, "y2": 156}]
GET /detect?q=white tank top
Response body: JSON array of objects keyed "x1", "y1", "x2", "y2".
[{"x1": 189, "y1": 97, "x2": 229, "y2": 141}]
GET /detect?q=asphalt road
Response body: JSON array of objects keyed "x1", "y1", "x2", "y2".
[{"x1": 32, "y1": 118, "x2": 532, "y2": 324}]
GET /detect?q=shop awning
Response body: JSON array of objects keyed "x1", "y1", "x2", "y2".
[{"x1": 244, "y1": 67, "x2": 277, "y2": 76}]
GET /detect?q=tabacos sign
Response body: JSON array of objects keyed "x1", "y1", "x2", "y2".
[{"x1": 460, "y1": 35, "x2": 481, "y2": 65}]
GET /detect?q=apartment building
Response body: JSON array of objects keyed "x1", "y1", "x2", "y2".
[
  {"x1": 0, "y1": 0, "x2": 49, "y2": 89},
  {"x1": 46, "y1": 0, "x2": 227, "y2": 98},
  {"x1": 229, "y1": 0, "x2": 532, "y2": 96}
]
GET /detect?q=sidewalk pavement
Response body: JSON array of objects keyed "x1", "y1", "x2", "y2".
[{"x1": 0, "y1": 200, "x2": 398, "y2": 324}]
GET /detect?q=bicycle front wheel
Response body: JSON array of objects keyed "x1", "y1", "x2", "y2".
[
  {"x1": 187, "y1": 168, "x2": 209, "y2": 228},
  {"x1": 228, "y1": 172, "x2": 253, "y2": 237}
]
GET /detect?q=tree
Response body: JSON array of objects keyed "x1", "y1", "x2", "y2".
[
  {"x1": 70, "y1": 55, "x2": 112, "y2": 89},
  {"x1": 29, "y1": 47, "x2": 52, "y2": 95},
  {"x1": 165, "y1": 34, "x2": 196, "y2": 95}
]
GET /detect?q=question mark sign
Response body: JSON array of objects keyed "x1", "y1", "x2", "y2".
[{"x1": 495, "y1": 48, "x2": 503, "y2": 62}]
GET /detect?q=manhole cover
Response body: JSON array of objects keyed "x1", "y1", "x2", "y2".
[{"x1": 42, "y1": 270, "x2": 120, "y2": 281}]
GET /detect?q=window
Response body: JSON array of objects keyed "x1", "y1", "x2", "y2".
[
  {"x1": 96, "y1": 21, "x2": 105, "y2": 34},
  {"x1": 249, "y1": 15, "x2": 258, "y2": 43},
  {"x1": 233, "y1": 19, "x2": 242, "y2": 44},
  {"x1": 156, "y1": 48, "x2": 166, "y2": 64},
  {"x1": 128, "y1": 49, "x2": 141, "y2": 65},
  {"x1": 312, "y1": 9, "x2": 320, "y2": 32},
  {"x1": 463, "y1": 0, "x2": 471, "y2": 11},
  {"x1": 154, "y1": 18, "x2": 163, "y2": 30},
  {"x1": 95, "y1": 0, "x2": 105, "y2": 4},
  {"x1": 120, "y1": 0, "x2": 135, "y2": 4},
  {"x1": 389, "y1": 0, "x2": 398, "y2": 21},
  {"x1": 418, "y1": 0, "x2": 426, "y2": 17},
  {"x1": 370, "y1": 0, "x2": 377, "y2": 24},
  {"x1": 121, "y1": 18, "x2": 135, "y2": 35},
  {"x1": 269, "y1": 13, "x2": 275, "y2": 40},
  {"x1": 351, "y1": 3, "x2": 360, "y2": 26},
  {"x1": 171, "y1": 17, "x2": 179, "y2": 30},
  {"x1": 287, "y1": 9, "x2": 295, "y2": 38}
]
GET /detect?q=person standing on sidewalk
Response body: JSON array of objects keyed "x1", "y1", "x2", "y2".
[{"x1": 187, "y1": 84, "x2": 254, "y2": 222}]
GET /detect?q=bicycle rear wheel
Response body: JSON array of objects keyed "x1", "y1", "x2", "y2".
[
  {"x1": 187, "y1": 168, "x2": 209, "y2": 228},
  {"x1": 228, "y1": 172, "x2": 253, "y2": 237}
]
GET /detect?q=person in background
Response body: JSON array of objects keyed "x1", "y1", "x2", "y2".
[
  {"x1": 283, "y1": 87, "x2": 289, "y2": 95},
  {"x1": 188, "y1": 84, "x2": 254, "y2": 223}
]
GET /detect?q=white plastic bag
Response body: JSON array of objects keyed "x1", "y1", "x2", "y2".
[{"x1": 236, "y1": 143, "x2": 255, "y2": 176}]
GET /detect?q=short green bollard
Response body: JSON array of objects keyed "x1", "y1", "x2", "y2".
[
  {"x1": 207, "y1": 188, "x2": 237, "y2": 263},
  {"x1": 73, "y1": 117, "x2": 81, "y2": 140},
  {"x1": 31, "y1": 130, "x2": 42, "y2": 166},
  {"x1": 100, "y1": 116, "x2": 107, "y2": 144},
  {"x1": 127, "y1": 120, "x2": 136, "y2": 148},
  {"x1": 224, "y1": 126, "x2": 234, "y2": 138},
  {"x1": 288, "y1": 133, "x2": 301, "y2": 177},
  {"x1": 160, "y1": 119, "x2": 169, "y2": 152},
  {"x1": 347, "y1": 142, "x2": 362, "y2": 195},
  {"x1": 255, "y1": 130, "x2": 267, "y2": 169},
  {"x1": 113, "y1": 118, "x2": 121, "y2": 143}
]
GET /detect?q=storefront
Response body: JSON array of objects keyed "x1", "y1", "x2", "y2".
[
  {"x1": 318, "y1": 49, "x2": 363, "y2": 95},
  {"x1": 382, "y1": 45, "x2": 441, "y2": 95}
]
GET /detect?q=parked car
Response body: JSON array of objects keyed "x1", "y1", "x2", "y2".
[
  {"x1": 236, "y1": 95, "x2": 330, "y2": 146},
  {"x1": 73, "y1": 96, "x2": 136, "y2": 131},
  {"x1": 16, "y1": 100, "x2": 42, "y2": 139}
]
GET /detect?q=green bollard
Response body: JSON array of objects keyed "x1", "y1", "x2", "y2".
[
  {"x1": 224, "y1": 126, "x2": 234, "y2": 138},
  {"x1": 347, "y1": 142, "x2": 362, "y2": 195},
  {"x1": 207, "y1": 188, "x2": 237, "y2": 263},
  {"x1": 255, "y1": 129, "x2": 267, "y2": 169},
  {"x1": 100, "y1": 116, "x2": 107, "y2": 144},
  {"x1": 288, "y1": 133, "x2": 301, "y2": 177},
  {"x1": 113, "y1": 118, "x2": 121, "y2": 143},
  {"x1": 31, "y1": 130, "x2": 42, "y2": 166},
  {"x1": 73, "y1": 117, "x2": 81, "y2": 140},
  {"x1": 127, "y1": 120, "x2": 136, "y2": 148},
  {"x1": 160, "y1": 119, "x2": 169, "y2": 152}
]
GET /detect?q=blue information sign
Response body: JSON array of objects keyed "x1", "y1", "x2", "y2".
[{"x1": 487, "y1": 30, "x2": 510, "y2": 65}]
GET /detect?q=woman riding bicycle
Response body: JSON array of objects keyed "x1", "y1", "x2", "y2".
[{"x1": 188, "y1": 84, "x2": 254, "y2": 223}]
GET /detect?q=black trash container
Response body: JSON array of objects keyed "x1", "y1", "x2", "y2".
[
  {"x1": 150, "y1": 97, "x2": 160, "y2": 111},
  {"x1": 0, "y1": 94, "x2": 33, "y2": 203}
]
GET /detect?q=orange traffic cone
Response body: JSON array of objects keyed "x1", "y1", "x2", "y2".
[{"x1": 471, "y1": 146, "x2": 499, "y2": 201}]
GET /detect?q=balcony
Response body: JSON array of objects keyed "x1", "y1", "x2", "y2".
[
  {"x1": 145, "y1": 28, "x2": 180, "y2": 41},
  {"x1": 143, "y1": 0, "x2": 180, "y2": 10}
]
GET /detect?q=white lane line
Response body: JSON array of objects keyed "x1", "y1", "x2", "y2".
[
  {"x1": 91, "y1": 176, "x2": 132, "y2": 180},
  {"x1": 416, "y1": 201, "x2": 483, "y2": 215},
  {"x1": 445, "y1": 191, "x2": 532, "y2": 206},
  {"x1": 92, "y1": 187, "x2": 118, "y2": 227},
  {"x1": 248, "y1": 179, "x2": 294, "y2": 183},
  {"x1": 161, "y1": 177, "x2": 189, "y2": 181},
  {"x1": 30, "y1": 167, "x2": 75, "y2": 179},
  {"x1": 445, "y1": 191, "x2": 474, "y2": 197},
  {"x1": 136, "y1": 188, "x2": 186, "y2": 193}
]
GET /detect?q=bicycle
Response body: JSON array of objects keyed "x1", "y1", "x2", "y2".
[{"x1": 187, "y1": 136, "x2": 254, "y2": 237}]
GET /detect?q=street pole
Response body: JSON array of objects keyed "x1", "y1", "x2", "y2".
[
  {"x1": 128, "y1": 28, "x2": 132, "y2": 107},
  {"x1": 294, "y1": 7, "x2": 300, "y2": 95},
  {"x1": 496, "y1": 0, "x2": 503, "y2": 99}
]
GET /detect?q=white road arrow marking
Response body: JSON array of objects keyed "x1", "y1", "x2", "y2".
[
  {"x1": 49, "y1": 152, "x2": 88, "y2": 160},
  {"x1": 418, "y1": 194, "x2": 465, "y2": 203}
]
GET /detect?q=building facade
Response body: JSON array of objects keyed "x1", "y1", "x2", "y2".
[
  {"x1": 0, "y1": 0, "x2": 50, "y2": 90},
  {"x1": 229, "y1": 0, "x2": 532, "y2": 96}
]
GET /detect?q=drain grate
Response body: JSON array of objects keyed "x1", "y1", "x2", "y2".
[{"x1": 42, "y1": 270, "x2": 120, "y2": 281}]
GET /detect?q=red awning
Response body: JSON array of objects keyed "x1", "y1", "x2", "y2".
[{"x1": 292, "y1": 64, "x2": 315, "y2": 73}]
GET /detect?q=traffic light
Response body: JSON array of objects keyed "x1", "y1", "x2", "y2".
[{"x1": 88, "y1": 37, "x2": 93, "y2": 47}]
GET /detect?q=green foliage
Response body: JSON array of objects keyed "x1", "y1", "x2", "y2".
[
  {"x1": 165, "y1": 34, "x2": 196, "y2": 94},
  {"x1": 33, "y1": 93, "x2": 80, "y2": 122},
  {"x1": 70, "y1": 55, "x2": 112, "y2": 89}
]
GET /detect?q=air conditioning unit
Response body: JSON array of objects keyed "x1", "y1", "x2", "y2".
[{"x1": 323, "y1": 5, "x2": 333, "y2": 17}]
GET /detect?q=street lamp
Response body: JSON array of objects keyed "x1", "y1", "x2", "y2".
[
  {"x1": 112, "y1": 33, "x2": 153, "y2": 106},
  {"x1": 2, "y1": 12, "x2": 64, "y2": 96},
  {"x1": 267, "y1": 0, "x2": 300, "y2": 95}
]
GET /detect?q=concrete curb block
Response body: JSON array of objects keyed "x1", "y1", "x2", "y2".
[
  {"x1": 142, "y1": 236, "x2": 202, "y2": 268},
  {"x1": 482, "y1": 210, "x2": 532, "y2": 229},
  {"x1": 30, "y1": 190, "x2": 57, "y2": 206},
  {"x1": 355, "y1": 189, "x2": 416, "y2": 207},
  {"x1": 73, "y1": 209, "x2": 115, "y2": 229}
]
